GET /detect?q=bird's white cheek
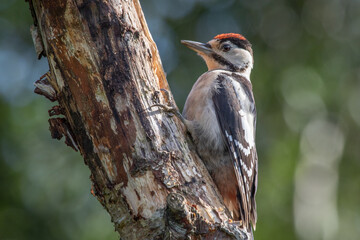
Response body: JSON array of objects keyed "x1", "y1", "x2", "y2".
[{"x1": 232, "y1": 49, "x2": 253, "y2": 68}]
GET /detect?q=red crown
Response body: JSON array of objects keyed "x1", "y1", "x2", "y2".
[{"x1": 214, "y1": 33, "x2": 246, "y2": 41}]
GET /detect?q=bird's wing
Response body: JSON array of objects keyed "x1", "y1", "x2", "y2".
[{"x1": 212, "y1": 73, "x2": 258, "y2": 230}]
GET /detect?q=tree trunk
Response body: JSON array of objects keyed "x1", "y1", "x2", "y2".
[{"x1": 28, "y1": 0, "x2": 249, "y2": 239}]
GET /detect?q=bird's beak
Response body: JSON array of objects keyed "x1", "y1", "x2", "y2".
[{"x1": 181, "y1": 40, "x2": 213, "y2": 55}]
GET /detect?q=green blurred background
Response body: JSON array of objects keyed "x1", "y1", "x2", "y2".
[{"x1": 1, "y1": 0, "x2": 359, "y2": 239}]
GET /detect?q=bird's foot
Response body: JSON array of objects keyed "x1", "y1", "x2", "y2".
[{"x1": 150, "y1": 89, "x2": 187, "y2": 125}]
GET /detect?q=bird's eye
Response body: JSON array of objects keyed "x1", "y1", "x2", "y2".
[{"x1": 222, "y1": 44, "x2": 231, "y2": 52}]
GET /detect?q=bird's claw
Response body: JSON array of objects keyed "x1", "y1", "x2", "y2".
[
  {"x1": 150, "y1": 89, "x2": 187, "y2": 125},
  {"x1": 150, "y1": 103, "x2": 178, "y2": 117},
  {"x1": 150, "y1": 88, "x2": 178, "y2": 117}
]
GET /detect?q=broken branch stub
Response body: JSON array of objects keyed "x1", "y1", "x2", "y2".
[{"x1": 34, "y1": 72, "x2": 57, "y2": 102}]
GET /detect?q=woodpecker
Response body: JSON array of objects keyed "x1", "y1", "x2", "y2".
[
  {"x1": 153, "y1": 33, "x2": 258, "y2": 235},
  {"x1": 181, "y1": 33, "x2": 258, "y2": 233}
]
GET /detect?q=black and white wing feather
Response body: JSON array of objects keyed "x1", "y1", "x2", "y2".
[{"x1": 212, "y1": 73, "x2": 258, "y2": 230}]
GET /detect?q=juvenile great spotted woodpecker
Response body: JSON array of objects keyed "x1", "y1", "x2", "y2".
[{"x1": 154, "y1": 33, "x2": 258, "y2": 236}]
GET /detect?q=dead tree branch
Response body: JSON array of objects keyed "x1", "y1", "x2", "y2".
[{"x1": 27, "y1": 0, "x2": 249, "y2": 239}]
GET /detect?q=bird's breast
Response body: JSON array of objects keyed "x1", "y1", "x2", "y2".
[{"x1": 183, "y1": 71, "x2": 228, "y2": 157}]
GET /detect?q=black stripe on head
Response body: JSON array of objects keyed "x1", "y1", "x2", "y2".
[
  {"x1": 211, "y1": 53, "x2": 240, "y2": 72},
  {"x1": 219, "y1": 37, "x2": 253, "y2": 57}
]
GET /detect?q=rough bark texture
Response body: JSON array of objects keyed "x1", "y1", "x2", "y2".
[{"x1": 28, "y1": 0, "x2": 249, "y2": 239}]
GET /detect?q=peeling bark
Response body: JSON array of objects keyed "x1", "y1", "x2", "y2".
[
  {"x1": 34, "y1": 72, "x2": 57, "y2": 102},
  {"x1": 28, "y1": 0, "x2": 249, "y2": 239},
  {"x1": 30, "y1": 25, "x2": 45, "y2": 59}
]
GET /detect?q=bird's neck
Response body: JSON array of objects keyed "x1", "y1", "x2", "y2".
[
  {"x1": 238, "y1": 63, "x2": 252, "y2": 80},
  {"x1": 211, "y1": 63, "x2": 252, "y2": 80},
  {"x1": 202, "y1": 53, "x2": 253, "y2": 80}
]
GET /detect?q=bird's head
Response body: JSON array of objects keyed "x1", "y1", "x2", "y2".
[{"x1": 181, "y1": 33, "x2": 253, "y2": 74}]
